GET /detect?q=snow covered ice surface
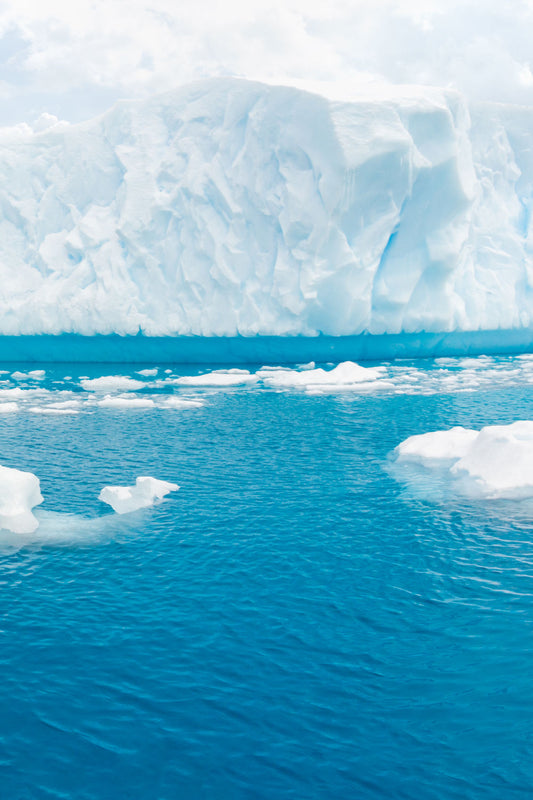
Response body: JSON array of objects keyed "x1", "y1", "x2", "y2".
[
  {"x1": 1, "y1": 77, "x2": 533, "y2": 339},
  {"x1": 392, "y1": 421, "x2": 533, "y2": 504},
  {"x1": 99, "y1": 477, "x2": 180, "y2": 514}
]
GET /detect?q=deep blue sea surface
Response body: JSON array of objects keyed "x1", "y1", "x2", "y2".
[{"x1": 1, "y1": 357, "x2": 533, "y2": 799}]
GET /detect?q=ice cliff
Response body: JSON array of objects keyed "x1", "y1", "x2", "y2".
[{"x1": 1, "y1": 77, "x2": 533, "y2": 337}]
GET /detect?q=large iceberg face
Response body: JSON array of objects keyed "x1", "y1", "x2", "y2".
[{"x1": 0, "y1": 77, "x2": 532, "y2": 337}]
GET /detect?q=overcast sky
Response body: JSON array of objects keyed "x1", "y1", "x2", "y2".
[{"x1": 1, "y1": 0, "x2": 533, "y2": 125}]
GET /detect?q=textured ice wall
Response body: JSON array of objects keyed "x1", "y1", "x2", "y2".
[{"x1": 0, "y1": 78, "x2": 532, "y2": 336}]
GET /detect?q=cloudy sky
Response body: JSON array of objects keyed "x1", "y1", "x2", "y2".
[{"x1": 1, "y1": 0, "x2": 533, "y2": 125}]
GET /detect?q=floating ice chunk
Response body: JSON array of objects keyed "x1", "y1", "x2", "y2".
[
  {"x1": 11, "y1": 370, "x2": 45, "y2": 380},
  {"x1": 137, "y1": 368, "x2": 158, "y2": 377},
  {"x1": 394, "y1": 420, "x2": 533, "y2": 500},
  {"x1": 97, "y1": 395, "x2": 155, "y2": 409},
  {"x1": 81, "y1": 376, "x2": 146, "y2": 392},
  {"x1": 99, "y1": 476, "x2": 179, "y2": 514},
  {"x1": 0, "y1": 465, "x2": 43, "y2": 533},
  {"x1": 29, "y1": 406, "x2": 79, "y2": 415},
  {"x1": 0, "y1": 402, "x2": 18, "y2": 413},
  {"x1": 175, "y1": 370, "x2": 258, "y2": 386},
  {"x1": 163, "y1": 396, "x2": 204, "y2": 409},
  {"x1": 450, "y1": 422, "x2": 533, "y2": 499},
  {"x1": 395, "y1": 427, "x2": 478, "y2": 465},
  {"x1": 259, "y1": 361, "x2": 383, "y2": 390},
  {"x1": 0, "y1": 388, "x2": 45, "y2": 399}
]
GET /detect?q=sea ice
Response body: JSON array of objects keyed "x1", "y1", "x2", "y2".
[
  {"x1": 29, "y1": 407, "x2": 79, "y2": 415},
  {"x1": 0, "y1": 403, "x2": 18, "y2": 413},
  {"x1": 163, "y1": 396, "x2": 204, "y2": 409},
  {"x1": 175, "y1": 370, "x2": 258, "y2": 387},
  {"x1": 259, "y1": 361, "x2": 384, "y2": 390},
  {"x1": 395, "y1": 427, "x2": 479, "y2": 465},
  {"x1": 96, "y1": 396, "x2": 156, "y2": 409},
  {"x1": 394, "y1": 421, "x2": 533, "y2": 499},
  {"x1": 81, "y1": 376, "x2": 147, "y2": 392},
  {"x1": 0, "y1": 465, "x2": 43, "y2": 533},
  {"x1": 98, "y1": 477, "x2": 179, "y2": 514},
  {"x1": 11, "y1": 370, "x2": 45, "y2": 380}
]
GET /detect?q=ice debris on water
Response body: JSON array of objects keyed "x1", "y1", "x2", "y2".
[
  {"x1": 98, "y1": 477, "x2": 180, "y2": 514},
  {"x1": 80, "y1": 376, "x2": 146, "y2": 392},
  {"x1": 96, "y1": 396, "x2": 156, "y2": 409},
  {"x1": 0, "y1": 465, "x2": 43, "y2": 533},
  {"x1": 258, "y1": 361, "x2": 385, "y2": 391},
  {"x1": 394, "y1": 421, "x2": 533, "y2": 500},
  {"x1": 175, "y1": 370, "x2": 258, "y2": 387},
  {"x1": 0, "y1": 465, "x2": 179, "y2": 535}
]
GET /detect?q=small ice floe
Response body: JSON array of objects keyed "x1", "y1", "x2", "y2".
[
  {"x1": 11, "y1": 370, "x2": 45, "y2": 381},
  {"x1": 80, "y1": 376, "x2": 146, "y2": 392},
  {"x1": 96, "y1": 395, "x2": 156, "y2": 409},
  {"x1": 136, "y1": 368, "x2": 158, "y2": 377},
  {"x1": 0, "y1": 464, "x2": 43, "y2": 533},
  {"x1": 0, "y1": 388, "x2": 44, "y2": 400},
  {"x1": 29, "y1": 399, "x2": 81, "y2": 415},
  {"x1": 29, "y1": 407, "x2": 79, "y2": 415},
  {"x1": 175, "y1": 369, "x2": 258, "y2": 387},
  {"x1": 259, "y1": 361, "x2": 385, "y2": 392},
  {"x1": 0, "y1": 402, "x2": 18, "y2": 413},
  {"x1": 163, "y1": 396, "x2": 204, "y2": 409},
  {"x1": 98, "y1": 476, "x2": 179, "y2": 514},
  {"x1": 393, "y1": 421, "x2": 533, "y2": 500}
]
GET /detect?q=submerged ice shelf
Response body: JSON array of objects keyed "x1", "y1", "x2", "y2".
[{"x1": 2, "y1": 329, "x2": 533, "y2": 363}]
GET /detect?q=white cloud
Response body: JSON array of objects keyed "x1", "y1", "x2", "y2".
[{"x1": 0, "y1": 0, "x2": 532, "y2": 123}]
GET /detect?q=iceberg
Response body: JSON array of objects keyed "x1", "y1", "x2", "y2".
[
  {"x1": 98, "y1": 477, "x2": 180, "y2": 514},
  {"x1": 0, "y1": 465, "x2": 43, "y2": 533},
  {"x1": 393, "y1": 421, "x2": 533, "y2": 500},
  {"x1": 0, "y1": 77, "x2": 531, "y2": 346}
]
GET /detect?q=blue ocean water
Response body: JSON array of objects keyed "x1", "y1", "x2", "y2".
[{"x1": 1, "y1": 359, "x2": 533, "y2": 799}]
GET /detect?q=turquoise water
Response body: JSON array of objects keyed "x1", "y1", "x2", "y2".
[
  {"x1": 1, "y1": 358, "x2": 533, "y2": 798},
  {"x1": 1, "y1": 329, "x2": 533, "y2": 363}
]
